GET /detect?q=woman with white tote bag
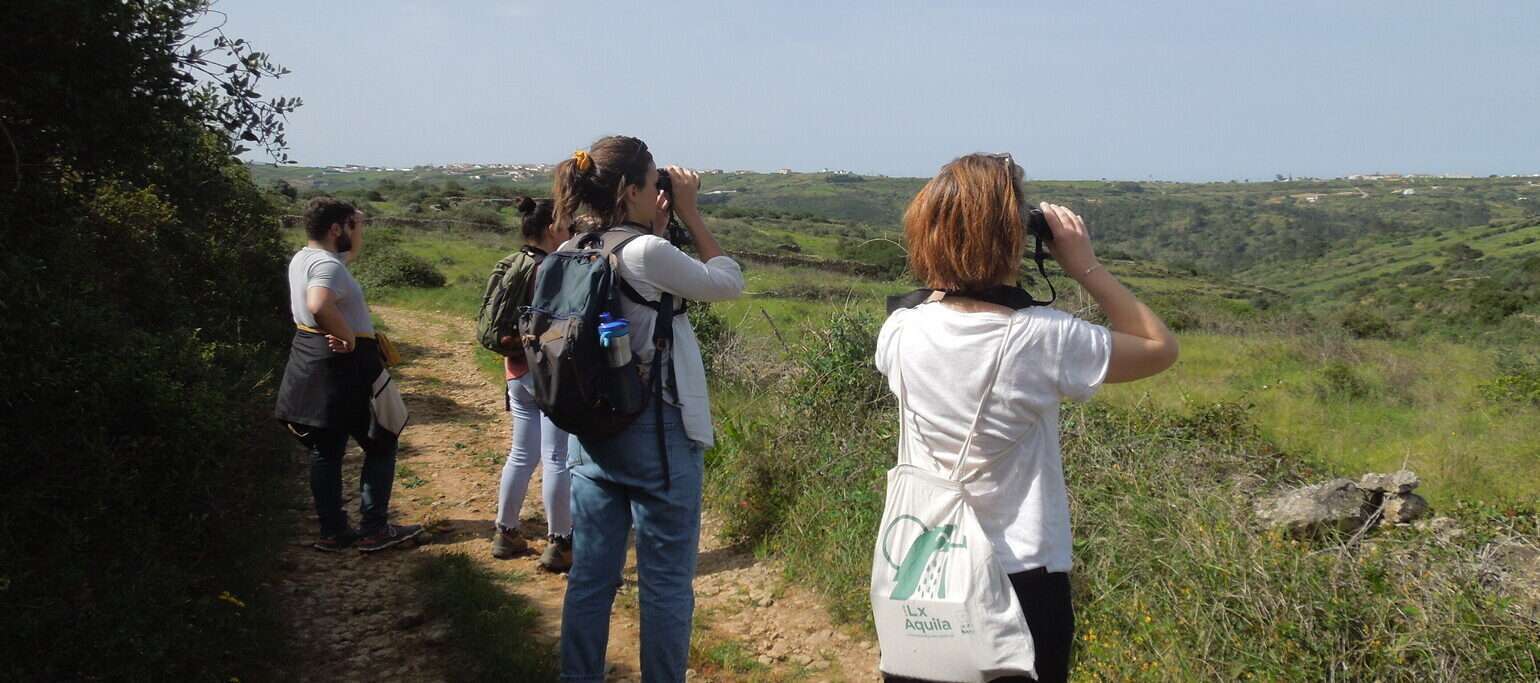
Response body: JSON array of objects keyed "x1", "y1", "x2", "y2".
[{"x1": 873, "y1": 154, "x2": 1179, "y2": 682}]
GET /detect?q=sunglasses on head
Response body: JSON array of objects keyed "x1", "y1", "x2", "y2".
[{"x1": 987, "y1": 153, "x2": 1051, "y2": 243}]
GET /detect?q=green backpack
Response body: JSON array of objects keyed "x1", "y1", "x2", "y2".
[{"x1": 476, "y1": 245, "x2": 545, "y2": 357}]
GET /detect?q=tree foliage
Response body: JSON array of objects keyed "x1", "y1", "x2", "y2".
[{"x1": 1, "y1": 1, "x2": 300, "y2": 678}]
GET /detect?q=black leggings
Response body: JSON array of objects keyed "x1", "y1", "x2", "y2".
[{"x1": 883, "y1": 569, "x2": 1075, "y2": 683}]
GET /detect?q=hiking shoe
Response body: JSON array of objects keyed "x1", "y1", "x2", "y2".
[
  {"x1": 313, "y1": 528, "x2": 361, "y2": 553},
  {"x1": 538, "y1": 534, "x2": 573, "y2": 572},
  {"x1": 357, "y1": 524, "x2": 424, "y2": 553},
  {"x1": 491, "y1": 525, "x2": 528, "y2": 559}
]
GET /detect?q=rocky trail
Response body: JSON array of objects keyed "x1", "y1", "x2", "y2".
[{"x1": 275, "y1": 305, "x2": 881, "y2": 682}]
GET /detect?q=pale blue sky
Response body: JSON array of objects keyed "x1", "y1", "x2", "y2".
[{"x1": 219, "y1": 1, "x2": 1539, "y2": 180}]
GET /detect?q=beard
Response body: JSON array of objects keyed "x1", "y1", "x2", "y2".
[{"x1": 334, "y1": 231, "x2": 353, "y2": 254}]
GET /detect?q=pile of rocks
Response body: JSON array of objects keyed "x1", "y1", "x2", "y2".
[{"x1": 1254, "y1": 470, "x2": 1430, "y2": 538}]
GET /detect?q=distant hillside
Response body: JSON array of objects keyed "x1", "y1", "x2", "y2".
[{"x1": 252, "y1": 163, "x2": 1540, "y2": 335}]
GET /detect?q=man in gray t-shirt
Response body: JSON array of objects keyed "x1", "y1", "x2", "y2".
[
  {"x1": 288, "y1": 246, "x2": 374, "y2": 336},
  {"x1": 274, "y1": 196, "x2": 421, "y2": 553}
]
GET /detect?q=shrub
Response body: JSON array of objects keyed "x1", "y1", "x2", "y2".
[
  {"x1": 453, "y1": 204, "x2": 507, "y2": 231},
  {"x1": 1339, "y1": 306, "x2": 1395, "y2": 339},
  {"x1": 835, "y1": 238, "x2": 908, "y2": 278},
  {"x1": 1443, "y1": 242, "x2": 1484, "y2": 262},
  {"x1": 352, "y1": 243, "x2": 447, "y2": 289},
  {"x1": 1482, "y1": 354, "x2": 1540, "y2": 406},
  {"x1": 1468, "y1": 282, "x2": 1527, "y2": 324},
  {"x1": 789, "y1": 309, "x2": 888, "y2": 412},
  {"x1": 1315, "y1": 360, "x2": 1372, "y2": 400}
]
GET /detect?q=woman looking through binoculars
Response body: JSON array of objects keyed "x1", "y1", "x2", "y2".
[{"x1": 551, "y1": 135, "x2": 745, "y2": 683}]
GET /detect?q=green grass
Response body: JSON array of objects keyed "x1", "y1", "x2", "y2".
[
  {"x1": 703, "y1": 309, "x2": 1540, "y2": 681},
  {"x1": 689, "y1": 616, "x2": 773, "y2": 679},
  {"x1": 412, "y1": 553, "x2": 559, "y2": 682},
  {"x1": 397, "y1": 464, "x2": 428, "y2": 489},
  {"x1": 1098, "y1": 333, "x2": 1540, "y2": 504}
]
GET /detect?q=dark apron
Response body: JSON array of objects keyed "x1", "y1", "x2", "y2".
[{"x1": 273, "y1": 332, "x2": 382, "y2": 433}]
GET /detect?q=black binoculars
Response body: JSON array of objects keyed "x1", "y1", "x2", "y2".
[{"x1": 1026, "y1": 207, "x2": 1053, "y2": 244}]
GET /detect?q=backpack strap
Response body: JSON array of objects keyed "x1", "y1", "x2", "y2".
[
  {"x1": 651, "y1": 290, "x2": 677, "y2": 490},
  {"x1": 582, "y1": 226, "x2": 684, "y2": 490},
  {"x1": 618, "y1": 278, "x2": 689, "y2": 316},
  {"x1": 586, "y1": 227, "x2": 689, "y2": 316}
]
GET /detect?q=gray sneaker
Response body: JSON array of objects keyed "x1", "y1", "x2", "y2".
[
  {"x1": 491, "y1": 525, "x2": 528, "y2": 559},
  {"x1": 539, "y1": 534, "x2": 572, "y2": 572},
  {"x1": 357, "y1": 524, "x2": 424, "y2": 553},
  {"x1": 313, "y1": 527, "x2": 361, "y2": 553}
]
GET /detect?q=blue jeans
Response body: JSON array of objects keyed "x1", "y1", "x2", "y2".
[
  {"x1": 287, "y1": 422, "x2": 398, "y2": 537},
  {"x1": 499, "y1": 376, "x2": 572, "y2": 536},
  {"x1": 560, "y1": 403, "x2": 704, "y2": 683}
]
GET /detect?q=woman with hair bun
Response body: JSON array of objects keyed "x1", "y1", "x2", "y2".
[{"x1": 491, "y1": 195, "x2": 576, "y2": 571}]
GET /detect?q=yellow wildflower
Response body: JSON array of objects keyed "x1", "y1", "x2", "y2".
[{"x1": 217, "y1": 591, "x2": 246, "y2": 609}]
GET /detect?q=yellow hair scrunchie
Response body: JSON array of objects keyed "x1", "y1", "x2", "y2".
[{"x1": 572, "y1": 149, "x2": 593, "y2": 172}]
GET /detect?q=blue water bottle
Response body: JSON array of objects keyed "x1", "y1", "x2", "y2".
[{"x1": 597, "y1": 313, "x2": 631, "y2": 368}]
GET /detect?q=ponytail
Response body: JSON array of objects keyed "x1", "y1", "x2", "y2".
[
  {"x1": 550, "y1": 136, "x2": 654, "y2": 233},
  {"x1": 552, "y1": 156, "x2": 589, "y2": 235}
]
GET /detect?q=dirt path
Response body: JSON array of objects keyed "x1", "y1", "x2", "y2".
[{"x1": 277, "y1": 304, "x2": 880, "y2": 682}]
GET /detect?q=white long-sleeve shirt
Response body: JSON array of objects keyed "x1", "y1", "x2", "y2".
[{"x1": 608, "y1": 232, "x2": 745, "y2": 448}]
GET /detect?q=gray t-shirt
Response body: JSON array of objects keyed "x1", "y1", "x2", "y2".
[{"x1": 288, "y1": 247, "x2": 374, "y2": 335}]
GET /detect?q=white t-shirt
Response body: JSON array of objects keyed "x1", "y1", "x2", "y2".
[{"x1": 875, "y1": 302, "x2": 1111, "y2": 574}]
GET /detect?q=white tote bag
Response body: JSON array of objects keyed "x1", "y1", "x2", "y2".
[
  {"x1": 368, "y1": 368, "x2": 409, "y2": 439},
  {"x1": 871, "y1": 319, "x2": 1035, "y2": 682}
]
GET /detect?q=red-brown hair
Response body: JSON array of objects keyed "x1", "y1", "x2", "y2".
[{"x1": 904, "y1": 154, "x2": 1026, "y2": 291}]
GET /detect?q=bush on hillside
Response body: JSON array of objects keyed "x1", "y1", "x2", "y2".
[
  {"x1": 1315, "y1": 360, "x2": 1372, "y2": 400},
  {"x1": 349, "y1": 230, "x2": 447, "y2": 289},
  {"x1": 1467, "y1": 280, "x2": 1528, "y2": 324},
  {"x1": 453, "y1": 203, "x2": 508, "y2": 231},
  {"x1": 1339, "y1": 306, "x2": 1396, "y2": 339},
  {"x1": 1443, "y1": 242, "x2": 1484, "y2": 262},
  {"x1": 1482, "y1": 354, "x2": 1540, "y2": 406},
  {"x1": 352, "y1": 245, "x2": 447, "y2": 289}
]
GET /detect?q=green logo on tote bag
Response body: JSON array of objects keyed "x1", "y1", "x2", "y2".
[{"x1": 881, "y1": 515, "x2": 966, "y2": 601}]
